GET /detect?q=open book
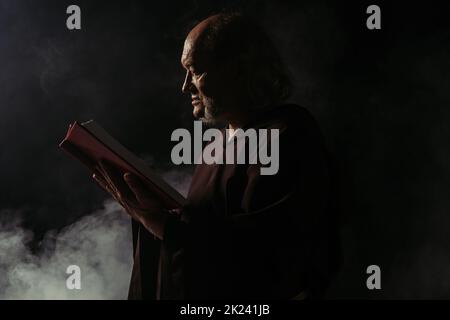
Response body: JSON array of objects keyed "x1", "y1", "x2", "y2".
[{"x1": 59, "y1": 120, "x2": 186, "y2": 209}]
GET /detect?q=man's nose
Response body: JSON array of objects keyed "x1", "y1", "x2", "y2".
[{"x1": 181, "y1": 71, "x2": 193, "y2": 94}]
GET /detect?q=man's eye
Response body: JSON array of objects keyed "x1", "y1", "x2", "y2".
[{"x1": 190, "y1": 68, "x2": 202, "y2": 77}]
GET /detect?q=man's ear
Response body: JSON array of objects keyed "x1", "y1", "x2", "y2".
[
  {"x1": 223, "y1": 58, "x2": 246, "y2": 84},
  {"x1": 216, "y1": 58, "x2": 236, "y2": 77}
]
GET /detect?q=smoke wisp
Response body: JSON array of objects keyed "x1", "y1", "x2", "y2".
[{"x1": 0, "y1": 200, "x2": 132, "y2": 299}]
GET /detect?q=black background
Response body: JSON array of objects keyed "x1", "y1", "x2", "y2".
[{"x1": 0, "y1": 0, "x2": 449, "y2": 299}]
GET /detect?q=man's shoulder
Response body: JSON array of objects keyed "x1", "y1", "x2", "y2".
[{"x1": 254, "y1": 103, "x2": 319, "y2": 133}]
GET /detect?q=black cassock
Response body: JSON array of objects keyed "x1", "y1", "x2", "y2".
[{"x1": 128, "y1": 104, "x2": 339, "y2": 299}]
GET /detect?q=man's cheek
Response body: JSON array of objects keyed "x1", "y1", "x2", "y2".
[{"x1": 197, "y1": 75, "x2": 215, "y2": 97}]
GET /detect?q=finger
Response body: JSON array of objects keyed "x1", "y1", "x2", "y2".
[
  {"x1": 124, "y1": 172, "x2": 161, "y2": 208},
  {"x1": 123, "y1": 173, "x2": 146, "y2": 202},
  {"x1": 95, "y1": 166, "x2": 122, "y2": 202},
  {"x1": 92, "y1": 172, "x2": 108, "y2": 191},
  {"x1": 98, "y1": 161, "x2": 133, "y2": 200},
  {"x1": 102, "y1": 183, "x2": 140, "y2": 220},
  {"x1": 92, "y1": 169, "x2": 113, "y2": 193},
  {"x1": 93, "y1": 173, "x2": 120, "y2": 203},
  {"x1": 94, "y1": 167, "x2": 127, "y2": 206},
  {"x1": 92, "y1": 169, "x2": 109, "y2": 188},
  {"x1": 96, "y1": 163, "x2": 117, "y2": 193},
  {"x1": 100, "y1": 163, "x2": 145, "y2": 210}
]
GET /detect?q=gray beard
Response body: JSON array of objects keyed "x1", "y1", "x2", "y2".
[{"x1": 200, "y1": 97, "x2": 224, "y2": 126}]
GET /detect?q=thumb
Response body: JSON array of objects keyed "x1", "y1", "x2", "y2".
[{"x1": 123, "y1": 173, "x2": 154, "y2": 206}]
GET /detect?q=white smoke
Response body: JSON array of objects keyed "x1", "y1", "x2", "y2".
[
  {"x1": 0, "y1": 168, "x2": 192, "y2": 300},
  {"x1": 0, "y1": 200, "x2": 133, "y2": 300}
]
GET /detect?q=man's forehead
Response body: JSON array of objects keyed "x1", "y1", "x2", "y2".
[
  {"x1": 181, "y1": 39, "x2": 194, "y2": 66},
  {"x1": 181, "y1": 17, "x2": 216, "y2": 67},
  {"x1": 181, "y1": 37, "x2": 210, "y2": 68}
]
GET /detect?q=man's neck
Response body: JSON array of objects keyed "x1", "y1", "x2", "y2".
[
  {"x1": 227, "y1": 111, "x2": 251, "y2": 130},
  {"x1": 228, "y1": 123, "x2": 240, "y2": 131}
]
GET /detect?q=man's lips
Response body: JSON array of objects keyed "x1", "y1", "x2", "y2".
[{"x1": 191, "y1": 99, "x2": 200, "y2": 106}]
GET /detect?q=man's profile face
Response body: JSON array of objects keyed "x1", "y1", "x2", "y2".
[
  {"x1": 181, "y1": 39, "x2": 213, "y2": 122},
  {"x1": 180, "y1": 19, "x2": 237, "y2": 125}
]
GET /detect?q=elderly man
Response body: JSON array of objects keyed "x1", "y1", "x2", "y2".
[{"x1": 94, "y1": 13, "x2": 338, "y2": 299}]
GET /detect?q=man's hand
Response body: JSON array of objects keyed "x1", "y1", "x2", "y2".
[{"x1": 92, "y1": 160, "x2": 168, "y2": 240}]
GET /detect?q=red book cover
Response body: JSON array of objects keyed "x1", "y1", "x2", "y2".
[{"x1": 59, "y1": 120, "x2": 186, "y2": 210}]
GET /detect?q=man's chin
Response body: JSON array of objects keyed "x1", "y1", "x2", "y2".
[
  {"x1": 193, "y1": 103, "x2": 224, "y2": 126},
  {"x1": 192, "y1": 105, "x2": 204, "y2": 119},
  {"x1": 201, "y1": 114, "x2": 225, "y2": 127}
]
